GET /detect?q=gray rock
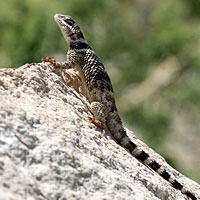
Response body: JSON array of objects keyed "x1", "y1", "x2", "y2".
[{"x1": 0, "y1": 63, "x2": 199, "y2": 200}]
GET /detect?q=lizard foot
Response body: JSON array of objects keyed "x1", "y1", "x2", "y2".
[
  {"x1": 42, "y1": 57, "x2": 61, "y2": 69},
  {"x1": 88, "y1": 116, "x2": 106, "y2": 134},
  {"x1": 42, "y1": 57, "x2": 55, "y2": 64}
]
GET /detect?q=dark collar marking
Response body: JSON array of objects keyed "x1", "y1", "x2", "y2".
[{"x1": 70, "y1": 42, "x2": 92, "y2": 50}]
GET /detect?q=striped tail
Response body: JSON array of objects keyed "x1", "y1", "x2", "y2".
[{"x1": 107, "y1": 113, "x2": 197, "y2": 200}]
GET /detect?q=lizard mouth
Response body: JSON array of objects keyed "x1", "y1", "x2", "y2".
[
  {"x1": 54, "y1": 14, "x2": 64, "y2": 25},
  {"x1": 54, "y1": 14, "x2": 74, "y2": 31}
]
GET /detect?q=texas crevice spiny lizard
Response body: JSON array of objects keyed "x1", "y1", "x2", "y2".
[{"x1": 42, "y1": 14, "x2": 197, "y2": 200}]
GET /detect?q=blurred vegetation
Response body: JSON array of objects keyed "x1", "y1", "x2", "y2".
[{"x1": 0, "y1": 0, "x2": 199, "y2": 183}]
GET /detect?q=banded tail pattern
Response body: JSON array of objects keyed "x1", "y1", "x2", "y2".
[{"x1": 108, "y1": 114, "x2": 197, "y2": 200}]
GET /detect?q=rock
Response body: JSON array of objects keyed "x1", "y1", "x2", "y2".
[{"x1": 0, "y1": 62, "x2": 199, "y2": 200}]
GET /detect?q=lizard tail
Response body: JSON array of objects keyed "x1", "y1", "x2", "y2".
[
  {"x1": 107, "y1": 112, "x2": 197, "y2": 200},
  {"x1": 128, "y1": 141, "x2": 197, "y2": 200}
]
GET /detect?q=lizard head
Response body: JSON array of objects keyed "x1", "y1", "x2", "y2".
[{"x1": 54, "y1": 14, "x2": 85, "y2": 44}]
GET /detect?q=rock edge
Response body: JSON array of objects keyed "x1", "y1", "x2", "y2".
[{"x1": 0, "y1": 63, "x2": 199, "y2": 200}]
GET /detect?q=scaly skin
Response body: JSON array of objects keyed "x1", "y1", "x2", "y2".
[{"x1": 42, "y1": 14, "x2": 197, "y2": 200}]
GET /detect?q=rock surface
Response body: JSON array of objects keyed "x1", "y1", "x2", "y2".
[{"x1": 0, "y1": 63, "x2": 199, "y2": 200}]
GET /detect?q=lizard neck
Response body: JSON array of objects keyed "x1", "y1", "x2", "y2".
[
  {"x1": 65, "y1": 32, "x2": 85, "y2": 46},
  {"x1": 69, "y1": 40, "x2": 92, "y2": 50}
]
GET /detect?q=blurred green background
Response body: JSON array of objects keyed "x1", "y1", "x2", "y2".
[{"x1": 0, "y1": 0, "x2": 199, "y2": 183}]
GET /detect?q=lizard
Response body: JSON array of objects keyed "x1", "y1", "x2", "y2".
[{"x1": 42, "y1": 14, "x2": 197, "y2": 200}]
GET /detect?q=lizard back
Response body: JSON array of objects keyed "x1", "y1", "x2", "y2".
[{"x1": 69, "y1": 45, "x2": 126, "y2": 141}]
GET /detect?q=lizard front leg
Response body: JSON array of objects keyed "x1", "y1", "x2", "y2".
[{"x1": 42, "y1": 57, "x2": 73, "y2": 69}]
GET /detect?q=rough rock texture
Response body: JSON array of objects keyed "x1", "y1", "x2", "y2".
[{"x1": 0, "y1": 63, "x2": 199, "y2": 200}]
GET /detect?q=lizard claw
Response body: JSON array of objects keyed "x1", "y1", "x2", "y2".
[
  {"x1": 42, "y1": 57, "x2": 62, "y2": 69},
  {"x1": 88, "y1": 116, "x2": 100, "y2": 127},
  {"x1": 42, "y1": 57, "x2": 56, "y2": 65},
  {"x1": 88, "y1": 116, "x2": 106, "y2": 135}
]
